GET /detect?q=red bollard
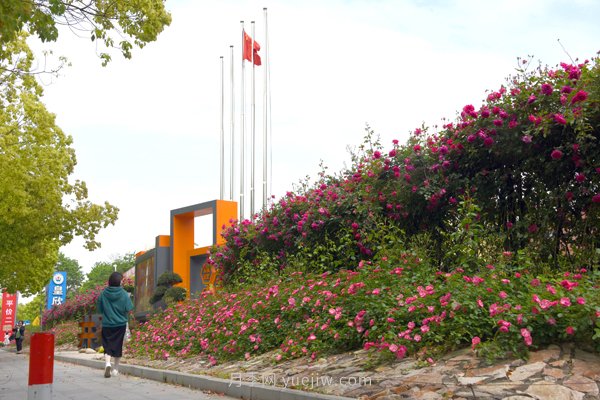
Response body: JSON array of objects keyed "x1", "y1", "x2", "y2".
[{"x1": 28, "y1": 332, "x2": 54, "y2": 400}]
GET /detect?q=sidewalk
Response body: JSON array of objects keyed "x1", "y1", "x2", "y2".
[
  {"x1": 0, "y1": 348, "x2": 234, "y2": 400},
  {"x1": 54, "y1": 350, "x2": 351, "y2": 400},
  {"x1": 55, "y1": 344, "x2": 600, "y2": 400}
]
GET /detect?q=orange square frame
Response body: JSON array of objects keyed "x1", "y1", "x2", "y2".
[{"x1": 170, "y1": 200, "x2": 237, "y2": 295}]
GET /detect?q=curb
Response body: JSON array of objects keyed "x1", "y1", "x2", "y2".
[{"x1": 54, "y1": 354, "x2": 353, "y2": 400}]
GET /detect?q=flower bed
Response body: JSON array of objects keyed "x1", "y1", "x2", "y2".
[
  {"x1": 128, "y1": 257, "x2": 599, "y2": 364},
  {"x1": 129, "y1": 55, "x2": 600, "y2": 365}
]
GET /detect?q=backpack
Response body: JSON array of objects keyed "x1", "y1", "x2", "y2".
[{"x1": 15, "y1": 329, "x2": 22, "y2": 340}]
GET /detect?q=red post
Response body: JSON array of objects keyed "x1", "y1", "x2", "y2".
[{"x1": 28, "y1": 332, "x2": 54, "y2": 400}]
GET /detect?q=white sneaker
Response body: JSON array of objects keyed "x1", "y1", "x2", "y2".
[
  {"x1": 111, "y1": 369, "x2": 119, "y2": 377},
  {"x1": 104, "y1": 365, "x2": 112, "y2": 378}
]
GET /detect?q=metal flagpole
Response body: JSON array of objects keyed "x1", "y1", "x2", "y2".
[
  {"x1": 240, "y1": 21, "x2": 246, "y2": 220},
  {"x1": 262, "y1": 8, "x2": 269, "y2": 209},
  {"x1": 250, "y1": 21, "x2": 256, "y2": 216},
  {"x1": 230, "y1": 45, "x2": 235, "y2": 201},
  {"x1": 220, "y1": 56, "x2": 224, "y2": 200}
]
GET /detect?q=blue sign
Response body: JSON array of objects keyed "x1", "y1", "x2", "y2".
[{"x1": 46, "y1": 271, "x2": 67, "y2": 309}]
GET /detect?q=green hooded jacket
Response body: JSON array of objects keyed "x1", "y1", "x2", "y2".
[{"x1": 96, "y1": 286, "x2": 133, "y2": 328}]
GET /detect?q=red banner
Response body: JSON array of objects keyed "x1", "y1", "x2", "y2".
[{"x1": 1, "y1": 292, "x2": 18, "y2": 333}]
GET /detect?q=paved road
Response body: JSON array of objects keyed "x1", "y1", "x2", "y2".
[{"x1": 0, "y1": 349, "x2": 234, "y2": 400}]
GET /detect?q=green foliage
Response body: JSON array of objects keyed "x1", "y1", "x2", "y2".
[
  {"x1": 151, "y1": 271, "x2": 185, "y2": 306},
  {"x1": 79, "y1": 253, "x2": 135, "y2": 293},
  {"x1": 0, "y1": 31, "x2": 121, "y2": 295},
  {"x1": 56, "y1": 252, "x2": 85, "y2": 296},
  {"x1": 0, "y1": 35, "x2": 119, "y2": 294},
  {"x1": 164, "y1": 287, "x2": 187, "y2": 304},
  {"x1": 440, "y1": 194, "x2": 504, "y2": 272},
  {"x1": 149, "y1": 286, "x2": 167, "y2": 305},
  {"x1": 157, "y1": 272, "x2": 183, "y2": 287},
  {"x1": 594, "y1": 318, "x2": 600, "y2": 351},
  {"x1": 50, "y1": 320, "x2": 80, "y2": 347},
  {"x1": 212, "y1": 56, "x2": 600, "y2": 281},
  {"x1": 123, "y1": 280, "x2": 135, "y2": 296},
  {"x1": 17, "y1": 294, "x2": 45, "y2": 322},
  {"x1": 0, "y1": 0, "x2": 172, "y2": 295},
  {"x1": 0, "y1": 0, "x2": 172, "y2": 66}
]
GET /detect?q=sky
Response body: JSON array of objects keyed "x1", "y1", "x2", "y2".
[{"x1": 29, "y1": 0, "x2": 600, "y2": 275}]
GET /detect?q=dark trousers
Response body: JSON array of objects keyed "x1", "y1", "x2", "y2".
[
  {"x1": 101, "y1": 325, "x2": 126, "y2": 358},
  {"x1": 15, "y1": 338, "x2": 23, "y2": 352}
]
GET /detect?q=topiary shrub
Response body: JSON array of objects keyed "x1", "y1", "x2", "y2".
[
  {"x1": 151, "y1": 272, "x2": 185, "y2": 308},
  {"x1": 157, "y1": 272, "x2": 183, "y2": 287},
  {"x1": 149, "y1": 286, "x2": 167, "y2": 305},
  {"x1": 164, "y1": 287, "x2": 187, "y2": 304}
]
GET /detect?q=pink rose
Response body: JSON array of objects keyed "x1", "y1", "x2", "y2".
[
  {"x1": 550, "y1": 149, "x2": 563, "y2": 160},
  {"x1": 541, "y1": 83, "x2": 553, "y2": 95},
  {"x1": 566, "y1": 326, "x2": 575, "y2": 335},
  {"x1": 554, "y1": 114, "x2": 567, "y2": 125},
  {"x1": 571, "y1": 90, "x2": 588, "y2": 104}
]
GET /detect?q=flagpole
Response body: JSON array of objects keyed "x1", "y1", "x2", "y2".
[
  {"x1": 220, "y1": 55, "x2": 224, "y2": 200},
  {"x1": 250, "y1": 21, "x2": 256, "y2": 217},
  {"x1": 229, "y1": 45, "x2": 235, "y2": 202},
  {"x1": 240, "y1": 21, "x2": 246, "y2": 220},
  {"x1": 262, "y1": 8, "x2": 269, "y2": 209}
]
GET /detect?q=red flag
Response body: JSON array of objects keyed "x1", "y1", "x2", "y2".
[{"x1": 243, "y1": 30, "x2": 261, "y2": 66}]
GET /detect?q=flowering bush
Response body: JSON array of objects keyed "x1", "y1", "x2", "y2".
[
  {"x1": 43, "y1": 277, "x2": 134, "y2": 327},
  {"x1": 62, "y1": 55, "x2": 600, "y2": 364},
  {"x1": 210, "y1": 55, "x2": 600, "y2": 281},
  {"x1": 144, "y1": 55, "x2": 599, "y2": 366},
  {"x1": 50, "y1": 321, "x2": 80, "y2": 347},
  {"x1": 403, "y1": 56, "x2": 600, "y2": 268},
  {"x1": 128, "y1": 255, "x2": 599, "y2": 364},
  {"x1": 43, "y1": 286, "x2": 104, "y2": 327}
]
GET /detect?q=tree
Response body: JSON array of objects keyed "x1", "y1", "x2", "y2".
[
  {"x1": 13, "y1": 253, "x2": 83, "y2": 322},
  {"x1": 17, "y1": 294, "x2": 45, "y2": 323},
  {"x1": 0, "y1": 0, "x2": 172, "y2": 66},
  {"x1": 55, "y1": 253, "x2": 84, "y2": 297},
  {"x1": 0, "y1": 43, "x2": 119, "y2": 295},
  {"x1": 79, "y1": 253, "x2": 135, "y2": 293},
  {"x1": 0, "y1": 1, "x2": 171, "y2": 295}
]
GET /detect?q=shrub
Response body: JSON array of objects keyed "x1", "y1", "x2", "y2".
[
  {"x1": 50, "y1": 321, "x2": 80, "y2": 347},
  {"x1": 149, "y1": 286, "x2": 167, "y2": 305},
  {"x1": 164, "y1": 287, "x2": 187, "y2": 304},
  {"x1": 157, "y1": 272, "x2": 183, "y2": 287},
  {"x1": 150, "y1": 272, "x2": 185, "y2": 306},
  {"x1": 210, "y1": 55, "x2": 600, "y2": 280}
]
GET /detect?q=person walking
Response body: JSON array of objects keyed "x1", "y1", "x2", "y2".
[
  {"x1": 96, "y1": 271, "x2": 133, "y2": 378},
  {"x1": 13, "y1": 321, "x2": 25, "y2": 354}
]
